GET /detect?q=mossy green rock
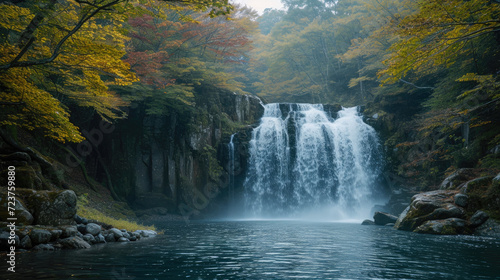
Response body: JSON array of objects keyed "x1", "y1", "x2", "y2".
[
  {"x1": 439, "y1": 168, "x2": 478, "y2": 190},
  {"x1": 414, "y1": 218, "x2": 467, "y2": 235},
  {"x1": 395, "y1": 190, "x2": 465, "y2": 231},
  {"x1": 16, "y1": 189, "x2": 77, "y2": 226}
]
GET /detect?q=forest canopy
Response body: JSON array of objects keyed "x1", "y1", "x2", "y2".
[
  {"x1": 247, "y1": 0, "x2": 499, "y2": 184},
  {"x1": 0, "y1": 0, "x2": 499, "y2": 184},
  {"x1": 0, "y1": 0, "x2": 238, "y2": 142}
]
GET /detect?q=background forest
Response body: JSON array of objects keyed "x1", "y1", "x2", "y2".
[{"x1": 1, "y1": 0, "x2": 499, "y2": 203}]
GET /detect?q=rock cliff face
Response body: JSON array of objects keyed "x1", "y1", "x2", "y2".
[{"x1": 78, "y1": 90, "x2": 264, "y2": 218}]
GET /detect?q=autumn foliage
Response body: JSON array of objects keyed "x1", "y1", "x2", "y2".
[{"x1": 0, "y1": 0, "x2": 238, "y2": 142}]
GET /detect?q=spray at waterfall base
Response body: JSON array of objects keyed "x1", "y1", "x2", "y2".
[{"x1": 241, "y1": 104, "x2": 389, "y2": 220}]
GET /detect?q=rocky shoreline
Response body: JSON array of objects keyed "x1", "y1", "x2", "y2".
[
  {"x1": 0, "y1": 189, "x2": 157, "y2": 252},
  {"x1": 363, "y1": 169, "x2": 500, "y2": 236}
]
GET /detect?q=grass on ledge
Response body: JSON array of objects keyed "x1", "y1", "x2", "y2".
[{"x1": 77, "y1": 194, "x2": 157, "y2": 232}]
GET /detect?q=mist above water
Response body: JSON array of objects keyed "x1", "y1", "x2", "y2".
[{"x1": 244, "y1": 104, "x2": 383, "y2": 220}]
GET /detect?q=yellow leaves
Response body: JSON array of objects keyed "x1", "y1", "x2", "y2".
[
  {"x1": 0, "y1": 0, "x2": 140, "y2": 143},
  {"x1": 0, "y1": 67, "x2": 85, "y2": 143},
  {"x1": 0, "y1": 44, "x2": 20, "y2": 64},
  {"x1": 0, "y1": 0, "x2": 238, "y2": 143},
  {"x1": 457, "y1": 73, "x2": 494, "y2": 84},
  {"x1": 456, "y1": 73, "x2": 499, "y2": 102},
  {"x1": 348, "y1": 76, "x2": 373, "y2": 88},
  {"x1": 0, "y1": 4, "x2": 33, "y2": 32},
  {"x1": 380, "y1": 0, "x2": 500, "y2": 83},
  {"x1": 470, "y1": 120, "x2": 491, "y2": 128}
]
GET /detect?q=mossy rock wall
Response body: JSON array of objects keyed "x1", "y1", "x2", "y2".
[{"x1": 71, "y1": 89, "x2": 264, "y2": 218}]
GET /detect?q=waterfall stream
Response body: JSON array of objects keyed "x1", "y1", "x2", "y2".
[
  {"x1": 244, "y1": 104, "x2": 383, "y2": 219},
  {"x1": 228, "y1": 134, "x2": 236, "y2": 204}
]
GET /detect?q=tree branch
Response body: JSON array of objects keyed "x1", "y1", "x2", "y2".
[
  {"x1": 0, "y1": 0, "x2": 122, "y2": 70},
  {"x1": 399, "y1": 79, "x2": 435, "y2": 90}
]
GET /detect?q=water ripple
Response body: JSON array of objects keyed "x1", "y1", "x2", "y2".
[{"x1": 6, "y1": 221, "x2": 500, "y2": 279}]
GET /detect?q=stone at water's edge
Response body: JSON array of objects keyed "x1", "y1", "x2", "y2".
[
  {"x1": 394, "y1": 189, "x2": 496, "y2": 235},
  {"x1": 32, "y1": 244, "x2": 56, "y2": 251},
  {"x1": 29, "y1": 229, "x2": 52, "y2": 245},
  {"x1": 394, "y1": 190, "x2": 466, "y2": 232},
  {"x1": 474, "y1": 219, "x2": 500, "y2": 237},
  {"x1": 82, "y1": 234, "x2": 96, "y2": 244},
  {"x1": 86, "y1": 223, "x2": 102, "y2": 236},
  {"x1": 414, "y1": 218, "x2": 467, "y2": 235},
  {"x1": 20, "y1": 235, "x2": 32, "y2": 249},
  {"x1": 373, "y1": 212, "x2": 398, "y2": 225},
  {"x1": 361, "y1": 219, "x2": 376, "y2": 225},
  {"x1": 59, "y1": 236, "x2": 91, "y2": 249},
  {"x1": 109, "y1": 228, "x2": 124, "y2": 240},
  {"x1": 470, "y1": 211, "x2": 489, "y2": 228}
]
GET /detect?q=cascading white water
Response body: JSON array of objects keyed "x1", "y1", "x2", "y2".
[
  {"x1": 228, "y1": 134, "x2": 236, "y2": 202},
  {"x1": 244, "y1": 104, "x2": 383, "y2": 219}
]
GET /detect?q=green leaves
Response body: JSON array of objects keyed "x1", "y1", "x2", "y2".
[
  {"x1": 379, "y1": 0, "x2": 500, "y2": 84},
  {"x1": 0, "y1": 0, "x2": 238, "y2": 143}
]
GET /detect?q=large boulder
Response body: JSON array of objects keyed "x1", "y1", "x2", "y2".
[
  {"x1": 439, "y1": 168, "x2": 478, "y2": 190},
  {"x1": 60, "y1": 225, "x2": 78, "y2": 238},
  {"x1": 361, "y1": 219, "x2": 375, "y2": 225},
  {"x1": 454, "y1": 193, "x2": 468, "y2": 207},
  {"x1": 108, "y1": 228, "x2": 124, "y2": 240},
  {"x1": 29, "y1": 229, "x2": 52, "y2": 245},
  {"x1": 373, "y1": 212, "x2": 398, "y2": 225},
  {"x1": 134, "y1": 230, "x2": 157, "y2": 238},
  {"x1": 18, "y1": 189, "x2": 77, "y2": 226},
  {"x1": 470, "y1": 210, "x2": 489, "y2": 228},
  {"x1": 414, "y1": 218, "x2": 467, "y2": 235},
  {"x1": 395, "y1": 190, "x2": 466, "y2": 232},
  {"x1": 86, "y1": 223, "x2": 101, "y2": 236},
  {"x1": 474, "y1": 219, "x2": 500, "y2": 238},
  {"x1": 82, "y1": 234, "x2": 96, "y2": 245},
  {"x1": 50, "y1": 229, "x2": 62, "y2": 241},
  {"x1": 20, "y1": 235, "x2": 32, "y2": 249},
  {"x1": 461, "y1": 176, "x2": 495, "y2": 194},
  {"x1": 58, "y1": 236, "x2": 91, "y2": 249}
]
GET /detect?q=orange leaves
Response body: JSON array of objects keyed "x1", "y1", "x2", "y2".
[{"x1": 125, "y1": 6, "x2": 255, "y2": 92}]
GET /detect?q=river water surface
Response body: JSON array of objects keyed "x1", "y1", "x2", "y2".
[{"x1": 6, "y1": 221, "x2": 500, "y2": 279}]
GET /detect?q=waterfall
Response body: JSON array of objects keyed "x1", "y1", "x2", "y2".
[
  {"x1": 244, "y1": 104, "x2": 383, "y2": 219},
  {"x1": 228, "y1": 134, "x2": 236, "y2": 203}
]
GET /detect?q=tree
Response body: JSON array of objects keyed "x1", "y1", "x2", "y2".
[
  {"x1": 249, "y1": 0, "x2": 368, "y2": 104},
  {"x1": 121, "y1": 4, "x2": 257, "y2": 114},
  {"x1": 257, "y1": 8, "x2": 285, "y2": 35},
  {"x1": 379, "y1": 0, "x2": 500, "y2": 85},
  {"x1": 0, "y1": 0, "x2": 234, "y2": 142},
  {"x1": 0, "y1": 0, "x2": 136, "y2": 142}
]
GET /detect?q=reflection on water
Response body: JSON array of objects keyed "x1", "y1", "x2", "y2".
[{"x1": 4, "y1": 221, "x2": 500, "y2": 279}]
